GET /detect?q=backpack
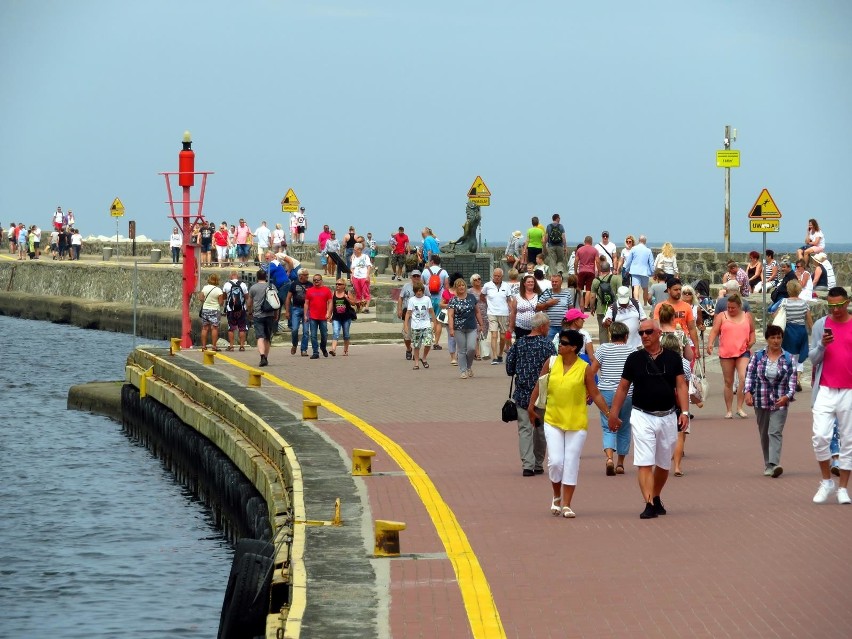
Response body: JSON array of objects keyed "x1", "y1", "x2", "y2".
[
  {"x1": 427, "y1": 267, "x2": 442, "y2": 294},
  {"x1": 547, "y1": 224, "x2": 564, "y2": 245},
  {"x1": 259, "y1": 282, "x2": 281, "y2": 313},
  {"x1": 226, "y1": 280, "x2": 245, "y2": 314},
  {"x1": 597, "y1": 274, "x2": 614, "y2": 308}
]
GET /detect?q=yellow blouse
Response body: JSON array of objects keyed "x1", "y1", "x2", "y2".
[{"x1": 543, "y1": 356, "x2": 589, "y2": 431}]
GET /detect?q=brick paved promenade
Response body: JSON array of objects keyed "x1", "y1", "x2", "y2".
[{"x1": 180, "y1": 335, "x2": 851, "y2": 639}]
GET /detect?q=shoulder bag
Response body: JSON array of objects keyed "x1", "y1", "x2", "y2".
[
  {"x1": 534, "y1": 355, "x2": 557, "y2": 410},
  {"x1": 771, "y1": 298, "x2": 787, "y2": 331},
  {"x1": 501, "y1": 377, "x2": 518, "y2": 422}
]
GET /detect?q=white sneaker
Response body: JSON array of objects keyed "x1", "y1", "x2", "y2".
[
  {"x1": 837, "y1": 488, "x2": 852, "y2": 505},
  {"x1": 813, "y1": 480, "x2": 836, "y2": 504}
]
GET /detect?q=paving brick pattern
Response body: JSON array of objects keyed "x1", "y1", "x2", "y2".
[{"x1": 185, "y1": 340, "x2": 851, "y2": 639}]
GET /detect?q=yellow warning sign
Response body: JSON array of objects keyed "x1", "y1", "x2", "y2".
[
  {"x1": 467, "y1": 176, "x2": 491, "y2": 199},
  {"x1": 468, "y1": 197, "x2": 490, "y2": 206},
  {"x1": 110, "y1": 197, "x2": 125, "y2": 217},
  {"x1": 748, "y1": 188, "x2": 782, "y2": 219},
  {"x1": 750, "y1": 219, "x2": 780, "y2": 233},
  {"x1": 281, "y1": 188, "x2": 300, "y2": 212}
]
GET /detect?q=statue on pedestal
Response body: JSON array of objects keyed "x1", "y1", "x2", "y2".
[{"x1": 444, "y1": 201, "x2": 481, "y2": 253}]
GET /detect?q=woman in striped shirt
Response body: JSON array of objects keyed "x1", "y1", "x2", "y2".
[
  {"x1": 589, "y1": 322, "x2": 636, "y2": 476},
  {"x1": 779, "y1": 279, "x2": 813, "y2": 391}
]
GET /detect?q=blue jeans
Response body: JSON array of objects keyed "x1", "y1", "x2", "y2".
[
  {"x1": 332, "y1": 318, "x2": 352, "y2": 341},
  {"x1": 289, "y1": 307, "x2": 308, "y2": 352},
  {"x1": 309, "y1": 318, "x2": 328, "y2": 354},
  {"x1": 171, "y1": 246, "x2": 180, "y2": 263},
  {"x1": 831, "y1": 422, "x2": 840, "y2": 456},
  {"x1": 599, "y1": 389, "x2": 633, "y2": 455}
]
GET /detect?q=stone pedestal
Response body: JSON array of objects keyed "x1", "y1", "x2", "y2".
[
  {"x1": 439, "y1": 253, "x2": 494, "y2": 283},
  {"x1": 373, "y1": 254, "x2": 389, "y2": 275}
]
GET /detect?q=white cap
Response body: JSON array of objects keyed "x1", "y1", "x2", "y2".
[{"x1": 616, "y1": 286, "x2": 631, "y2": 305}]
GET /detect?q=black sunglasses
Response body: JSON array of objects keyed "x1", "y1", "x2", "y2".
[
  {"x1": 559, "y1": 340, "x2": 571, "y2": 346},
  {"x1": 638, "y1": 329, "x2": 656, "y2": 336}
]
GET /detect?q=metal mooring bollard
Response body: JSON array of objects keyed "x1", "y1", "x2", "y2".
[
  {"x1": 352, "y1": 449, "x2": 376, "y2": 476},
  {"x1": 374, "y1": 520, "x2": 406, "y2": 557}
]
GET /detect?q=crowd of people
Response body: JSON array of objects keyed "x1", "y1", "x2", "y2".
[{"x1": 3, "y1": 207, "x2": 83, "y2": 260}]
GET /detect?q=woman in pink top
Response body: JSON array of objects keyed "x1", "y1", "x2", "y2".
[{"x1": 706, "y1": 293, "x2": 756, "y2": 419}]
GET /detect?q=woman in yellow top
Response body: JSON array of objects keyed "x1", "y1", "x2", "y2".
[{"x1": 529, "y1": 329, "x2": 610, "y2": 518}]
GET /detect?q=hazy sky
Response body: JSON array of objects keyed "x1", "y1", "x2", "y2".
[{"x1": 2, "y1": 0, "x2": 850, "y2": 247}]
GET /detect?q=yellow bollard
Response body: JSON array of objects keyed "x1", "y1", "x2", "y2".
[
  {"x1": 352, "y1": 449, "x2": 376, "y2": 476},
  {"x1": 169, "y1": 338, "x2": 181, "y2": 354},
  {"x1": 139, "y1": 367, "x2": 154, "y2": 398},
  {"x1": 303, "y1": 400, "x2": 320, "y2": 419},
  {"x1": 202, "y1": 350, "x2": 215, "y2": 365},
  {"x1": 248, "y1": 369, "x2": 263, "y2": 387},
  {"x1": 374, "y1": 520, "x2": 406, "y2": 557}
]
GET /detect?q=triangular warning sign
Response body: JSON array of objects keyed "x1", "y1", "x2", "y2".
[
  {"x1": 111, "y1": 197, "x2": 124, "y2": 211},
  {"x1": 281, "y1": 188, "x2": 299, "y2": 205},
  {"x1": 468, "y1": 175, "x2": 491, "y2": 198},
  {"x1": 748, "y1": 189, "x2": 782, "y2": 219}
]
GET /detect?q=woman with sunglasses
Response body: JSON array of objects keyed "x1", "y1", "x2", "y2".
[
  {"x1": 617, "y1": 235, "x2": 635, "y2": 288},
  {"x1": 330, "y1": 279, "x2": 357, "y2": 356},
  {"x1": 529, "y1": 330, "x2": 609, "y2": 518}
]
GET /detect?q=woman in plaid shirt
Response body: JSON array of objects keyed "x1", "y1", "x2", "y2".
[{"x1": 743, "y1": 324, "x2": 798, "y2": 478}]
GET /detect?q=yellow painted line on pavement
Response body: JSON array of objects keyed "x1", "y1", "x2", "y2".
[{"x1": 215, "y1": 353, "x2": 506, "y2": 639}]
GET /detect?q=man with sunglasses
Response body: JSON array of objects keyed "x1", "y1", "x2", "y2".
[
  {"x1": 608, "y1": 319, "x2": 689, "y2": 519},
  {"x1": 809, "y1": 287, "x2": 852, "y2": 505}
]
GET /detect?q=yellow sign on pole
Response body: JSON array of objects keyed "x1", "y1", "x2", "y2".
[
  {"x1": 281, "y1": 188, "x2": 300, "y2": 212},
  {"x1": 750, "y1": 219, "x2": 780, "y2": 233},
  {"x1": 748, "y1": 188, "x2": 782, "y2": 219},
  {"x1": 467, "y1": 176, "x2": 491, "y2": 206},
  {"x1": 110, "y1": 197, "x2": 125, "y2": 217},
  {"x1": 716, "y1": 150, "x2": 741, "y2": 167}
]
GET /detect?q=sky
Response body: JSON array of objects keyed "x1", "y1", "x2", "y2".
[{"x1": 1, "y1": 0, "x2": 850, "y2": 248}]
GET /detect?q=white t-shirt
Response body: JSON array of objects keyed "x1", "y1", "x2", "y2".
[
  {"x1": 481, "y1": 280, "x2": 511, "y2": 316},
  {"x1": 350, "y1": 253, "x2": 372, "y2": 279},
  {"x1": 407, "y1": 295, "x2": 433, "y2": 330},
  {"x1": 809, "y1": 230, "x2": 825, "y2": 251},
  {"x1": 254, "y1": 225, "x2": 272, "y2": 248},
  {"x1": 272, "y1": 228, "x2": 285, "y2": 246},
  {"x1": 602, "y1": 301, "x2": 647, "y2": 349},
  {"x1": 170, "y1": 233, "x2": 182, "y2": 248},
  {"x1": 596, "y1": 241, "x2": 617, "y2": 266},
  {"x1": 71, "y1": 233, "x2": 82, "y2": 246}
]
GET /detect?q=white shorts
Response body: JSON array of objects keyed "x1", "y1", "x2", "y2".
[{"x1": 631, "y1": 409, "x2": 677, "y2": 469}]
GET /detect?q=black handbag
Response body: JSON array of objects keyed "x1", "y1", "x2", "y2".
[{"x1": 501, "y1": 378, "x2": 518, "y2": 422}]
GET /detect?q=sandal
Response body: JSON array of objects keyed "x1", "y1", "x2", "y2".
[
  {"x1": 550, "y1": 496, "x2": 561, "y2": 516},
  {"x1": 211, "y1": 347, "x2": 220, "y2": 352},
  {"x1": 736, "y1": 409, "x2": 748, "y2": 419},
  {"x1": 615, "y1": 464, "x2": 625, "y2": 475},
  {"x1": 451, "y1": 360, "x2": 458, "y2": 366},
  {"x1": 343, "y1": 351, "x2": 349, "y2": 356},
  {"x1": 422, "y1": 360, "x2": 429, "y2": 369},
  {"x1": 239, "y1": 346, "x2": 245, "y2": 351},
  {"x1": 226, "y1": 346, "x2": 234, "y2": 351},
  {"x1": 606, "y1": 459, "x2": 616, "y2": 476},
  {"x1": 724, "y1": 412, "x2": 733, "y2": 419},
  {"x1": 413, "y1": 365, "x2": 420, "y2": 370},
  {"x1": 674, "y1": 470, "x2": 685, "y2": 477},
  {"x1": 330, "y1": 350, "x2": 336, "y2": 357},
  {"x1": 561, "y1": 506, "x2": 576, "y2": 518}
]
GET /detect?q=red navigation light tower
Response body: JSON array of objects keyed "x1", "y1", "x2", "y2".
[{"x1": 160, "y1": 131, "x2": 214, "y2": 348}]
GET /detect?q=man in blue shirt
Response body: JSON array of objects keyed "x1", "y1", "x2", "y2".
[
  {"x1": 624, "y1": 234, "x2": 655, "y2": 305},
  {"x1": 421, "y1": 227, "x2": 440, "y2": 261}
]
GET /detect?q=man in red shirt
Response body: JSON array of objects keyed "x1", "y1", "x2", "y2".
[
  {"x1": 575, "y1": 235, "x2": 600, "y2": 311},
  {"x1": 304, "y1": 273, "x2": 333, "y2": 359},
  {"x1": 391, "y1": 226, "x2": 409, "y2": 281}
]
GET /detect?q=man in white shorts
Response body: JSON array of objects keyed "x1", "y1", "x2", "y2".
[
  {"x1": 608, "y1": 318, "x2": 690, "y2": 519},
  {"x1": 481, "y1": 267, "x2": 512, "y2": 365}
]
